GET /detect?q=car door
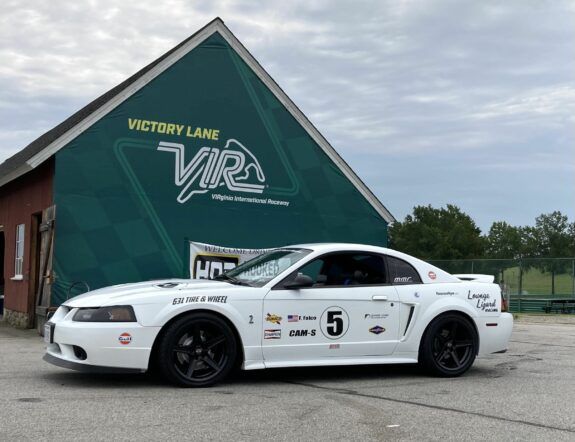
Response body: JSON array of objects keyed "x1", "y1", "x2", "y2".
[{"x1": 262, "y1": 252, "x2": 400, "y2": 365}]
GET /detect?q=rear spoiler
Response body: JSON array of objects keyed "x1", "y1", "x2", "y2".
[{"x1": 454, "y1": 274, "x2": 495, "y2": 283}]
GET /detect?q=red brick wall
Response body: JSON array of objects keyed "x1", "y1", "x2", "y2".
[{"x1": 0, "y1": 159, "x2": 54, "y2": 317}]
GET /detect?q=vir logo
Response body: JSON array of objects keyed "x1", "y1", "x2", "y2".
[{"x1": 158, "y1": 139, "x2": 266, "y2": 203}]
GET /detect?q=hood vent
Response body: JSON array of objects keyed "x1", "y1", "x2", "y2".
[{"x1": 155, "y1": 282, "x2": 180, "y2": 289}]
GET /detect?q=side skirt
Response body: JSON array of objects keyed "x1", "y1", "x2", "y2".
[{"x1": 261, "y1": 356, "x2": 419, "y2": 370}]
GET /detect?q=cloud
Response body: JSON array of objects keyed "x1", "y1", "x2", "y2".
[{"x1": 0, "y1": 0, "x2": 573, "y2": 229}]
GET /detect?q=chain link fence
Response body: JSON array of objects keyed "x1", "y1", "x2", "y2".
[{"x1": 429, "y1": 258, "x2": 575, "y2": 313}]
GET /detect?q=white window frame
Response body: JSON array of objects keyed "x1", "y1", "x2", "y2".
[{"x1": 13, "y1": 224, "x2": 25, "y2": 280}]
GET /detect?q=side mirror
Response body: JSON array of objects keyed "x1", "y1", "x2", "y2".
[{"x1": 284, "y1": 274, "x2": 314, "y2": 289}]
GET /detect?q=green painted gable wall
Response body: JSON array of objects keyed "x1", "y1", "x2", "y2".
[{"x1": 52, "y1": 32, "x2": 388, "y2": 304}]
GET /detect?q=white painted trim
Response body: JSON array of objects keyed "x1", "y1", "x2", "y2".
[{"x1": 8, "y1": 18, "x2": 394, "y2": 223}]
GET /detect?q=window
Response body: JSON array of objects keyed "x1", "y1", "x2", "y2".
[
  {"x1": 387, "y1": 255, "x2": 421, "y2": 284},
  {"x1": 14, "y1": 224, "x2": 25, "y2": 278},
  {"x1": 220, "y1": 248, "x2": 312, "y2": 287},
  {"x1": 286, "y1": 252, "x2": 387, "y2": 287}
]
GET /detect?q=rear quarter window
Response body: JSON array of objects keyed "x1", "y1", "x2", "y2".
[{"x1": 387, "y1": 256, "x2": 422, "y2": 284}]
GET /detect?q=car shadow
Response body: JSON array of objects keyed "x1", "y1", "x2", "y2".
[
  {"x1": 42, "y1": 363, "x2": 427, "y2": 390},
  {"x1": 230, "y1": 363, "x2": 423, "y2": 385},
  {"x1": 42, "y1": 371, "x2": 167, "y2": 389},
  {"x1": 42, "y1": 357, "x2": 507, "y2": 389}
]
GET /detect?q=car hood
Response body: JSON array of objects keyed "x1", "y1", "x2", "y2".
[{"x1": 64, "y1": 279, "x2": 239, "y2": 308}]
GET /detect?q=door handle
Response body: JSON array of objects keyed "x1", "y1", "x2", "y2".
[{"x1": 372, "y1": 295, "x2": 388, "y2": 301}]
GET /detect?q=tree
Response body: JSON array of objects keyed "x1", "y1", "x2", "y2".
[
  {"x1": 532, "y1": 211, "x2": 571, "y2": 257},
  {"x1": 485, "y1": 222, "x2": 523, "y2": 259},
  {"x1": 569, "y1": 222, "x2": 575, "y2": 257},
  {"x1": 389, "y1": 204, "x2": 484, "y2": 260}
]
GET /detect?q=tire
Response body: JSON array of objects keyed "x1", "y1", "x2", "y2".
[
  {"x1": 156, "y1": 312, "x2": 238, "y2": 387},
  {"x1": 419, "y1": 313, "x2": 478, "y2": 377}
]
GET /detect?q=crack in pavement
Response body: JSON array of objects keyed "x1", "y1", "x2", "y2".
[
  {"x1": 509, "y1": 340, "x2": 575, "y2": 349},
  {"x1": 284, "y1": 380, "x2": 575, "y2": 435}
]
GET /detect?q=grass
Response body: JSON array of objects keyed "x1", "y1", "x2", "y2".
[
  {"x1": 430, "y1": 259, "x2": 575, "y2": 296},
  {"x1": 502, "y1": 266, "x2": 574, "y2": 296}
]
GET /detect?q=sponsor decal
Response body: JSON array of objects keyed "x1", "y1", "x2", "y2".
[
  {"x1": 289, "y1": 329, "x2": 317, "y2": 337},
  {"x1": 414, "y1": 292, "x2": 420, "y2": 298},
  {"x1": 468, "y1": 290, "x2": 498, "y2": 312},
  {"x1": 369, "y1": 326, "x2": 386, "y2": 335},
  {"x1": 287, "y1": 314, "x2": 316, "y2": 322},
  {"x1": 172, "y1": 295, "x2": 227, "y2": 305},
  {"x1": 436, "y1": 291, "x2": 456, "y2": 296},
  {"x1": 364, "y1": 313, "x2": 389, "y2": 320},
  {"x1": 264, "y1": 329, "x2": 281, "y2": 340},
  {"x1": 118, "y1": 333, "x2": 132, "y2": 345},
  {"x1": 329, "y1": 344, "x2": 340, "y2": 350},
  {"x1": 320, "y1": 307, "x2": 350, "y2": 340},
  {"x1": 393, "y1": 276, "x2": 412, "y2": 283},
  {"x1": 428, "y1": 271, "x2": 437, "y2": 280},
  {"x1": 266, "y1": 313, "x2": 282, "y2": 325}
]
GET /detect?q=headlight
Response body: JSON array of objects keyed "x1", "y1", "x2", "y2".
[{"x1": 72, "y1": 306, "x2": 137, "y2": 322}]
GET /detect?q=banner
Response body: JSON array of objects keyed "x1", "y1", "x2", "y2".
[
  {"x1": 189, "y1": 241, "x2": 272, "y2": 279},
  {"x1": 51, "y1": 30, "x2": 388, "y2": 305}
]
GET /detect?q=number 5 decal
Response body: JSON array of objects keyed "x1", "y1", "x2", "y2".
[{"x1": 320, "y1": 306, "x2": 349, "y2": 340}]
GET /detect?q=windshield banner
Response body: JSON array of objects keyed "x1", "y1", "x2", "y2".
[{"x1": 189, "y1": 241, "x2": 272, "y2": 279}]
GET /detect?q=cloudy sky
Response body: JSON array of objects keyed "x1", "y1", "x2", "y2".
[{"x1": 1, "y1": 0, "x2": 573, "y2": 231}]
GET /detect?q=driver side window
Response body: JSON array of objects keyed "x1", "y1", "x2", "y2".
[{"x1": 296, "y1": 253, "x2": 387, "y2": 287}]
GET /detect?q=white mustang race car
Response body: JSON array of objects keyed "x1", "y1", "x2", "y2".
[{"x1": 44, "y1": 243, "x2": 513, "y2": 387}]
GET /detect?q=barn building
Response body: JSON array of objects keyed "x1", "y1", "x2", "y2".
[{"x1": 0, "y1": 18, "x2": 394, "y2": 329}]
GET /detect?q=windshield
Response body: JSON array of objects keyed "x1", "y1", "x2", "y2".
[{"x1": 217, "y1": 248, "x2": 312, "y2": 287}]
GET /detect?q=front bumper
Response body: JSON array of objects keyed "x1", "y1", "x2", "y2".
[
  {"x1": 44, "y1": 306, "x2": 161, "y2": 372},
  {"x1": 43, "y1": 353, "x2": 144, "y2": 374}
]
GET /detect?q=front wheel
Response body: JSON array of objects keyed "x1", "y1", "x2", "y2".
[
  {"x1": 419, "y1": 313, "x2": 478, "y2": 377},
  {"x1": 156, "y1": 312, "x2": 238, "y2": 387}
]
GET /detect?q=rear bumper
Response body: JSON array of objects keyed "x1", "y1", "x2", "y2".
[{"x1": 477, "y1": 312, "x2": 513, "y2": 356}]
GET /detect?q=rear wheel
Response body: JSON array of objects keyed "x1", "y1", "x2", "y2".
[
  {"x1": 419, "y1": 313, "x2": 478, "y2": 377},
  {"x1": 157, "y1": 312, "x2": 237, "y2": 387}
]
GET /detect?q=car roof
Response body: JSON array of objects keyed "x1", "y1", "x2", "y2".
[
  {"x1": 288, "y1": 242, "x2": 405, "y2": 257},
  {"x1": 281, "y1": 242, "x2": 460, "y2": 283}
]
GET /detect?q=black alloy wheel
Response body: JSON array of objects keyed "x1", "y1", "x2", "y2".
[
  {"x1": 419, "y1": 313, "x2": 478, "y2": 377},
  {"x1": 157, "y1": 312, "x2": 237, "y2": 387}
]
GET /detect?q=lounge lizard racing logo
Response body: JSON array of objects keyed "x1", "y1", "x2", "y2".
[{"x1": 158, "y1": 139, "x2": 265, "y2": 203}]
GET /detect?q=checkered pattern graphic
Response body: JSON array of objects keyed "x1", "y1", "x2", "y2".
[{"x1": 52, "y1": 33, "x2": 387, "y2": 305}]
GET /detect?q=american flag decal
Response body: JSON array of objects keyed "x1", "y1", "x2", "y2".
[{"x1": 287, "y1": 315, "x2": 299, "y2": 322}]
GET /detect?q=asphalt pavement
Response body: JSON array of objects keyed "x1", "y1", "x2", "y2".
[{"x1": 0, "y1": 318, "x2": 574, "y2": 441}]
